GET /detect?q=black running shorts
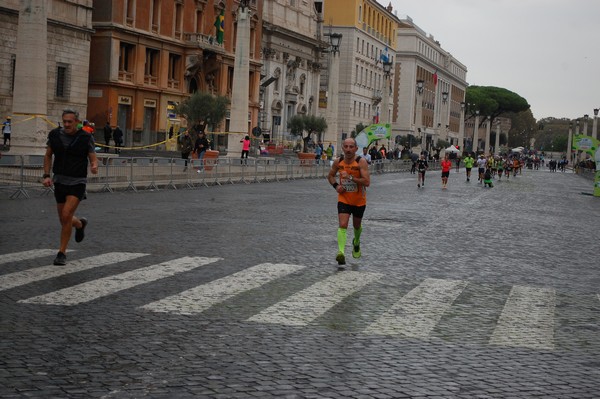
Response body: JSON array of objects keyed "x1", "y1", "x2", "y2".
[
  {"x1": 337, "y1": 202, "x2": 366, "y2": 218},
  {"x1": 54, "y1": 183, "x2": 86, "y2": 203}
]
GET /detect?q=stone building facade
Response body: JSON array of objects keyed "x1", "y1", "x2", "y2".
[
  {"x1": 394, "y1": 16, "x2": 468, "y2": 154},
  {"x1": 321, "y1": 0, "x2": 401, "y2": 149},
  {"x1": 259, "y1": 0, "x2": 328, "y2": 147},
  {"x1": 0, "y1": 0, "x2": 93, "y2": 154},
  {"x1": 87, "y1": 0, "x2": 263, "y2": 151}
]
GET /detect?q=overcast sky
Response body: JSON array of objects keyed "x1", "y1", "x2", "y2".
[{"x1": 389, "y1": 0, "x2": 600, "y2": 120}]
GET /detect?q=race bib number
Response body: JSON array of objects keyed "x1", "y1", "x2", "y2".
[{"x1": 342, "y1": 178, "x2": 357, "y2": 192}]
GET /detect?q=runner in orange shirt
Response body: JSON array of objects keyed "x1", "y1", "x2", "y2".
[{"x1": 327, "y1": 138, "x2": 371, "y2": 267}]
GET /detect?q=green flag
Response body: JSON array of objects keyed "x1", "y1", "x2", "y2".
[{"x1": 214, "y1": 10, "x2": 224, "y2": 44}]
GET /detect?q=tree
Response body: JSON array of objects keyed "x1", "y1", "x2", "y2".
[
  {"x1": 175, "y1": 91, "x2": 230, "y2": 132},
  {"x1": 506, "y1": 109, "x2": 537, "y2": 148},
  {"x1": 351, "y1": 123, "x2": 367, "y2": 138},
  {"x1": 465, "y1": 86, "x2": 530, "y2": 126},
  {"x1": 288, "y1": 114, "x2": 327, "y2": 153},
  {"x1": 396, "y1": 133, "x2": 417, "y2": 149}
]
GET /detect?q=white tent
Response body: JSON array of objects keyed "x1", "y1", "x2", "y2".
[{"x1": 445, "y1": 145, "x2": 461, "y2": 153}]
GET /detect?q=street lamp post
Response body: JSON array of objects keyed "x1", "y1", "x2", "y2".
[
  {"x1": 416, "y1": 79, "x2": 424, "y2": 152},
  {"x1": 472, "y1": 110, "x2": 480, "y2": 155},
  {"x1": 458, "y1": 101, "x2": 466, "y2": 152},
  {"x1": 381, "y1": 61, "x2": 392, "y2": 123},
  {"x1": 441, "y1": 91, "x2": 449, "y2": 144},
  {"x1": 326, "y1": 32, "x2": 342, "y2": 154},
  {"x1": 583, "y1": 114, "x2": 589, "y2": 136},
  {"x1": 381, "y1": 60, "x2": 392, "y2": 148},
  {"x1": 593, "y1": 108, "x2": 599, "y2": 140}
]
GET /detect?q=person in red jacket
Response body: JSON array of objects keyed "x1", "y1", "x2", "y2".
[{"x1": 440, "y1": 154, "x2": 452, "y2": 189}]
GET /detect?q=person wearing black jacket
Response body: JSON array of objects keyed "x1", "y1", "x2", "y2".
[
  {"x1": 42, "y1": 109, "x2": 98, "y2": 265},
  {"x1": 103, "y1": 122, "x2": 112, "y2": 153},
  {"x1": 194, "y1": 131, "x2": 210, "y2": 171},
  {"x1": 112, "y1": 126, "x2": 123, "y2": 154}
]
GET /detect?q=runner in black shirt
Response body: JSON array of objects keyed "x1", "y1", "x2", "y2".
[{"x1": 416, "y1": 153, "x2": 428, "y2": 188}]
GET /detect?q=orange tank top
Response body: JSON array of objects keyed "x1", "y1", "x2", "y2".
[{"x1": 337, "y1": 156, "x2": 366, "y2": 206}]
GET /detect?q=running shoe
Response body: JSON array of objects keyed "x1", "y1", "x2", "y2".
[
  {"x1": 75, "y1": 217, "x2": 87, "y2": 243},
  {"x1": 417, "y1": 183, "x2": 420, "y2": 188},
  {"x1": 53, "y1": 251, "x2": 67, "y2": 266},
  {"x1": 352, "y1": 239, "x2": 361, "y2": 259},
  {"x1": 336, "y1": 252, "x2": 346, "y2": 265}
]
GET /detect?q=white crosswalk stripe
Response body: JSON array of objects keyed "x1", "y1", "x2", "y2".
[
  {"x1": 489, "y1": 285, "x2": 555, "y2": 350},
  {"x1": 0, "y1": 249, "x2": 581, "y2": 351},
  {"x1": 0, "y1": 252, "x2": 148, "y2": 292},
  {"x1": 248, "y1": 271, "x2": 383, "y2": 326},
  {"x1": 0, "y1": 249, "x2": 60, "y2": 266},
  {"x1": 363, "y1": 278, "x2": 468, "y2": 338},
  {"x1": 20, "y1": 256, "x2": 221, "y2": 306},
  {"x1": 140, "y1": 263, "x2": 305, "y2": 315}
]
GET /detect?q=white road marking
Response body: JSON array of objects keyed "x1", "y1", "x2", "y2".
[
  {"x1": 19, "y1": 256, "x2": 221, "y2": 306},
  {"x1": 248, "y1": 271, "x2": 383, "y2": 326},
  {"x1": 0, "y1": 249, "x2": 60, "y2": 266},
  {"x1": 0, "y1": 252, "x2": 148, "y2": 291},
  {"x1": 489, "y1": 285, "x2": 555, "y2": 350},
  {"x1": 363, "y1": 278, "x2": 468, "y2": 338},
  {"x1": 141, "y1": 263, "x2": 305, "y2": 315}
]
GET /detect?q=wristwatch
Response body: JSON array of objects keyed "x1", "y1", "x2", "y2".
[{"x1": 43, "y1": 174, "x2": 51, "y2": 179}]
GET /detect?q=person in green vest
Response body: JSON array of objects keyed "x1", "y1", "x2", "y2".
[
  {"x1": 325, "y1": 143, "x2": 334, "y2": 160},
  {"x1": 463, "y1": 152, "x2": 475, "y2": 182}
]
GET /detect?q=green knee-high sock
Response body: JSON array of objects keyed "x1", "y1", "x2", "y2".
[
  {"x1": 337, "y1": 228, "x2": 347, "y2": 253},
  {"x1": 354, "y1": 226, "x2": 362, "y2": 243}
]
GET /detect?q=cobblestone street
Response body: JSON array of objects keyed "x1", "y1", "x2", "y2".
[{"x1": 1, "y1": 167, "x2": 599, "y2": 398}]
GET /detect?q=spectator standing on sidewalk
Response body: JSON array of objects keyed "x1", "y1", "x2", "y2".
[
  {"x1": 42, "y1": 109, "x2": 98, "y2": 266},
  {"x1": 194, "y1": 131, "x2": 210, "y2": 171},
  {"x1": 102, "y1": 122, "x2": 112, "y2": 153},
  {"x1": 2, "y1": 116, "x2": 12, "y2": 148},
  {"x1": 240, "y1": 135, "x2": 250, "y2": 165},
  {"x1": 113, "y1": 126, "x2": 123, "y2": 154},
  {"x1": 315, "y1": 141, "x2": 323, "y2": 164},
  {"x1": 180, "y1": 130, "x2": 193, "y2": 171},
  {"x1": 362, "y1": 147, "x2": 372, "y2": 164}
]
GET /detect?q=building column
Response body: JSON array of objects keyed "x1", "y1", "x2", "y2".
[
  {"x1": 10, "y1": 0, "x2": 48, "y2": 155},
  {"x1": 458, "y1": 102, "x2": 465, "y2": 152},
  {"x1": 484, "y1": 116, "x2": 491, "y2": 155},
  {"x1": 227, "y1": 4, "x2": 251, "y2": 157},
  {"x1": 494, "y1": 120, "x2": 501, "y2": 156},
  {"x1": 472, "y1": 111, "x2": 480, "y2": 154},
  {"x1": 592, "y1": 109, "x2": 599, "y2": 140},
  {"x1": 567, "y1": 123, "x2": 573, "y2": 164}
]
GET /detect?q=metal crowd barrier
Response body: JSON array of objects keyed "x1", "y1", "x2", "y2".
[{"x1": 0, "y1": 154, "x2": 438, "y2": 199}]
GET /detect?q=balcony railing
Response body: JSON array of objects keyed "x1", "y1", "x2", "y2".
[
  {"x1": 183, "y1": 32, "x2": 224, "y2": 50},
  {"x1": 118, "y1": 71, "x2": 134, "y2": 82},
  {"x1": 144, "y1": 75, "x2": 158, "y2": 86}
]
